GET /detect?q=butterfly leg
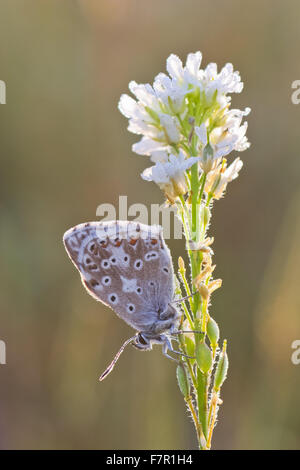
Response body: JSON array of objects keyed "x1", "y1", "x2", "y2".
[
  {"x1": 161, "y1": 336, "x2": 195, "y2": 362},
  {"x1": 162, "y1": 337, "x2": 180, "y2": 363}
]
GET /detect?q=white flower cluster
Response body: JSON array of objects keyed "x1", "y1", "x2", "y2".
[
  {"x1": 119, "y1": 51, "x2": 250, "y2": 201},
  {"x1": 141, "y1": 150, "x2": 200, "y2": 203}
]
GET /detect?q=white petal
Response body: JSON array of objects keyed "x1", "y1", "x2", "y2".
[
  {"x1": 141, "y1": 162, "x2": 170, "y2": 184},
  {"x1": 128, "y1": 119, "x2": 160, "y2": 138},
  {"x1": 153, "y1": 73, "x2": 172, "y2": 95},
  {"x1": 195, "y1": 123, "x2": 208, "y2": 145},
  {"x1": 181, "y1": 156, "x2": 200, "y2": 171},
  {"x1": 224, "y1": 158, "x2": 243, "y2": 181},
  {"x1": 118, "y1": 94, "x2": 139, "y2": 119},
  {"x1": 141, "y1": 167, "x2": 153, "y2": 181},
  {"x1": 159, "y1": 114, "x2": 180, "y2": 143},
  {"x1": 166, "y1": 54, "x2": 184, "y2": 80},
  {"x1": 186, "y1": 51, "x2": 202, "y2": 76},
  {"x1": 167, "y1": 153, "x2": 199, "y2": 174},
  {"x1": 132, "y1": 137, "x2": 168, "y2": 155},
  {"x1": 128, "y1": 81, "x2": 158, "y2": 109},
  {"x1": 150, "y1": 150, "x2": 169, "y2": 163},
  {"x1": 205, "y1": 63, "x2": 218, "y2": 80}
]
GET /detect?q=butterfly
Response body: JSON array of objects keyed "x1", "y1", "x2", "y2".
[{"x1": 63, "y1": 220, "x2": 191, "y2": 380}]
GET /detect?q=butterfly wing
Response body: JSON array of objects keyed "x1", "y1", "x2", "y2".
[{"x1": 63, "y1": 221, "x2": 175, "y2": 333}]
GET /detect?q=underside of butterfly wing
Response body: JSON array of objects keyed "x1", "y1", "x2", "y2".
[{"x1": 63, "y1": 221, "x2": 176, "y2": 333}]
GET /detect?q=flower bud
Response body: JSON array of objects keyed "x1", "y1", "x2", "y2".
[
  {"x1": 193, "y1": 264, "x2": 215, "y2": 289},
  {"x1": 187, "y1": 240, "x2": 212, "y2": 253},
  {"x1": 214, "y1": 340, "x2": 229, "y2": 391},
  {"x1": 178, "y1": 256, "x2": 185, "y2": 272},
  {"x1": 208, "y1": 278, "x2": 222, "y2": 295},
  {"x1": 203, "y1": 206, "x2": 211, "y2": 227},
  {"x1": 184, "y1": 335, "x2": 195, "y2": 358},
  {"x1": 197, "y1": 283, "x2": 209, "y2": 300},
  {"x1": 176, "y1": 363, "x2": 190, "y2": 398},
  {"x1": 207, "y1": 317, "x2": 220, "y2": 348},
  {"x1": 196, "y1": 341, "x2": 213, "y2": 374},
  {"x1": 201, "y1": 144, "x2": 214, "y2": 173}
]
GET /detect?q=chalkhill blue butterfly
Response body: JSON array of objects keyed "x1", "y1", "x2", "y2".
[{"x1": 63, "y1": 220, "x2": 193, "y2": 380}]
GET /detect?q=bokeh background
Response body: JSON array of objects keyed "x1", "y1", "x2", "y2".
[{"x1": 0, "y1": 0, "x2": 300, "y2": 450}]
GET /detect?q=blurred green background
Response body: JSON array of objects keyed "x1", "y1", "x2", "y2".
[{"x1": 0, "y1": 0, "x2": 300, "y2": 450}]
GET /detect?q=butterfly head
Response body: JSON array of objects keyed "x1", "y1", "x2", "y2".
[
  {"x1": 132, "y1": 333, "x2": 153, "y2": 351},
  {"x1": 132, "y1": 303, "x2": 180, "y2": 352},
  {"x1": 132, "y1": 330, "x2": 175, "y2": 351}
]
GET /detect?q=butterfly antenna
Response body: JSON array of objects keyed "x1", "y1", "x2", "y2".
[
  {"x1": 99, "y1": 335, "x2": 137, "y2": 381},
  {"x1": 170, "y1": 292, "x2": 197, "y2": 304}
]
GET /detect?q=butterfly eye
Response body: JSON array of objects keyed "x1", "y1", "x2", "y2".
[
  {"x1": 134, "y1": 259, "x2": 143, "y2": 270},
  {"x1": 127, "y1": 304, "x2": 135, "y2": 313},
  {"x1": 102, "y1": 276, "x2": 111, "y2": 286},
  {"x1": 101, "y1": 259, "x2": 110, "y2": 269},
  {"x1": 109, "y1": 294, "x2": 118, "y2": 305},
  {"x1": 138, "y1": 333, "x2": 148, "y2": 345}
]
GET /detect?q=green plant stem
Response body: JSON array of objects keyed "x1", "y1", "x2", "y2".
[
  {"x1": 191, "y1": 163, "x2": 199, "y2": 241},
  {"x1": 177, "y1": 339, "x2": 204, "y2": 448},
  {"x1": 190, "y1": 163, "x2": 202, "y2": 316},
  {"x1": 186, "y1": 395, "x2": 204, "y2": 449},
  {"x1": 180, "y1": 299, "x2": 194, "y2": 330},
  {"x1": 197, "y1": 371, "x2": 209, "y2": 440},
  {"x1": 177, "y1": 147, "x2": 223, "y2": 450},
  {"x1": 198, "y1": 173, "x2": 207, "y2": 203}
]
